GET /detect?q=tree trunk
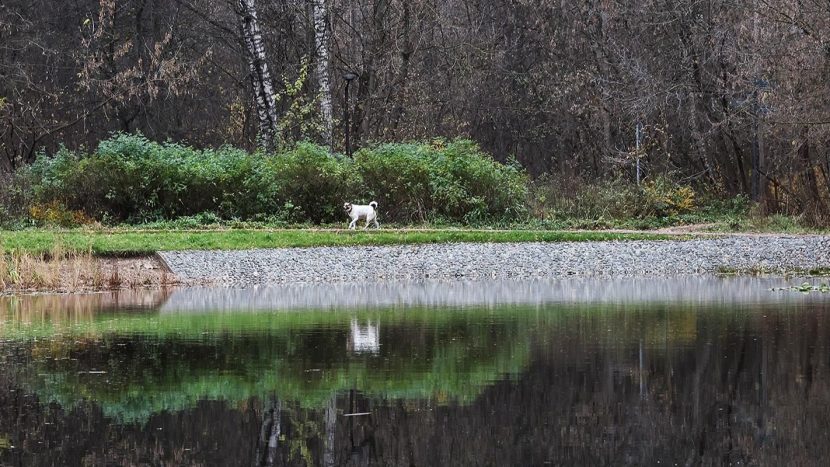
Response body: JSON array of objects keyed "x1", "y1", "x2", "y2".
[
  {"x1": 266, "y1": 399, "x2": 281, "y2": 466},
  {"x1": 749, "y1": 0, "x2": 766, "y2": 204},
  {"x1": 585, "y1": 0, "x2": 613, "y2": 178},
  {"x1": 750, "y1": 91, "x2": 765, "y2": 204},
  {"x1": 324, "y1": 395, "x2": 337, "y2": 466},
  {"x1": 719, "y1": 93, "x2": 749, "y2": 194},
  {"x1": 390, "y1": 1, "x2": 412, "y2": 135},
  {"x1": 254, "y1": 397, "x2": 282, "y2": 466},
  {"x1": 799, "y1": 126, "x2": 826, "y2": 214},
  {"x1": 238, "y1": 0, "x2": 279, "y2": 151},
  {"x1": 689, "y1": 91, "x2": 718, "y2": 186},
  {"x1": 352, "y1": 0, "x2": 389, "y2": 145},
  {"x1": 312, "y1": 0, "x2": 333, "y2": 147}
]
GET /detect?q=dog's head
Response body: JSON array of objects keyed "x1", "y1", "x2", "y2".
[{"x1": 343, "y1": 202, "x2": 353, "y2": 213}]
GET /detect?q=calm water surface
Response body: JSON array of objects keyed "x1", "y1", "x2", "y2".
[{"x1": 1, "y1": 277, "x2": 829, "y2": 466}]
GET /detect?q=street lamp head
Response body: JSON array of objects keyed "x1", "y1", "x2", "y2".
[{"x1": 343, "y1": 72, "x2": 358, "y2": 82}]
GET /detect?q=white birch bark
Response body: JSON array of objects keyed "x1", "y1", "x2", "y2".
[
  {"x1": 312, "y1": 0, "x2": 333, "y2": 147},
  {"x1": 238, "y1": 0, "x2": 279, "y2": 150}
]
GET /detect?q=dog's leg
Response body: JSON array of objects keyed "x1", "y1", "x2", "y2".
[
  {"x1": 363, "y1": 218, "x2": 370, "y2": 230},
  {"x1": 373, "y1": 218, "x2": 380, "y2": 229},
  {"x1": 349, "y1": 218, "x2": 357, "y2": 230}
]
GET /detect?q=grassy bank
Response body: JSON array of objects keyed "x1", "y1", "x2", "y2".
[{"x1": 0, "y1": 229, "x2": 672, "y2": 256}]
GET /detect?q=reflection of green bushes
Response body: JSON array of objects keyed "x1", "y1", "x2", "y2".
[
  {"x1": 31, "y1": 336, "x2": 529, "y2": 423},
  {"x1": 16, "y1": 309, "x2": 532, "y2": 422},
  {"x1": 3, "y1": 302, "x2": 773, "y2": 423},
  {"x1": 3, "y1": 307, "x2": 516, "y2": 339}
]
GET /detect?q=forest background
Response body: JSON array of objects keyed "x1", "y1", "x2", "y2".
[{"x1": 1, "y1": 0, "x2": 828, "y2": 229}]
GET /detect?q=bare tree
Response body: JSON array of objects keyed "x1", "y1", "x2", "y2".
[
  {"x1": 1, "y1": 0, "x2": 829, "y2": 221},
  {"x1": 238, "y1": 0, "x2": 279, "y2": 150},
  {"x1": 312, "y1": 0, "x2": 333, "y2": 147}
]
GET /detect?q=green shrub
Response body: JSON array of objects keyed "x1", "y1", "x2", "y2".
[
  {"x1": 639, "y1": 176, "x2": 696, "y2": 217},
  {"x1": 530, "y1": 174, "x2": 699, "y2": 227},
  {"x1": 428, "y1": 139, "x2": 528, "y2": 223},
  {"x1": 353, "y1": 143, "x2": 433, "y2": 222},
  {"x1": 28, "y1": 200, "x2": 95, "y2": 227},
  {"x1": 28, "y1": 135, "x2": 262, "y2": 222},
  {"x1": 530, "y1": 175, "x2": 642, "y2": 221},
  {"x1": 262, "y1": 142, "x2": 362, "y2": 223},
  {"x1": 355, "y1": 139, "x2": 527, "y2": 223},
  {"x1": 16, "y1": 133, "x2": 527, "y2": 225}
]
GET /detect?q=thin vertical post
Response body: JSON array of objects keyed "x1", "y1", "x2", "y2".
[
  {"x1": 751, "y1": 88, "x2": 764, "y2": 202},
  {"x1": 635, "y1": 122, "x2": 643, "y2": 185},
  {"x1": 344, "y1": 80, "x2": 351, "y2": 157}
]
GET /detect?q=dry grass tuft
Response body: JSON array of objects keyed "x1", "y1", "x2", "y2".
[
  {"x1": 1, "y1": 245, "x2": 176, "y2": 294},
  {"x1": 108, "y1": 264, "x2": 122, "y2": 288},
  {"x1": 1, "y1": 245, "x2": 62, "y2": 290}
]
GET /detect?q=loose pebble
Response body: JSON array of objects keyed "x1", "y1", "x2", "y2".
[{"x1": 158, "y1": 236, "x2": 830, "y2": 285}]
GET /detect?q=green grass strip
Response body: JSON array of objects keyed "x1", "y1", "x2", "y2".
[{"x1": 0, "y1": 229, "x2": 672, "y2": 255}]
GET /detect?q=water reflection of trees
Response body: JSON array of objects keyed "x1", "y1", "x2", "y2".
[
  {"x1": 13, "y1": 309, "x2": 532, "y2": 421},
  {"x1": 2, "y1": 303, "x2": 830, "y2": 465}
]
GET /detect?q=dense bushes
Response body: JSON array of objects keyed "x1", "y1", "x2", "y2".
[
  {"x1": 9, "y1": 134, "x2": 528, "y2": 226},
  {"x1": 354, "y1": 140, "x2": 526, "y2": 223},
  {"x1": 0, "y1": 172, "x2": 34, "y2": 229},
  {"x1": 0, "y1": 133, "x2": 770, "y2": 230},
  {"x1": 528, "y1": 174, "x2": 738, "y2": 229}
]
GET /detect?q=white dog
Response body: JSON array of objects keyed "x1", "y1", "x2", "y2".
[{"x1": 343, "y1": 201, "x2": 380, "y2": 230}]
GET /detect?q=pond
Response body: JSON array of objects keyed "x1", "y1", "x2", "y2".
[{"x1": 1, "y1": 277, "x2": 829, "y2": 465}]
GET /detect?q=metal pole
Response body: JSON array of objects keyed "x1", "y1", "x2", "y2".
[
  {"x1": 750, "y1": 89, "x2": 761, "y2": 201},
  {"x1": 344, "y1": 80, "x2": 352, "y2": 157},
  {"x1": 635, "y1": 122, "x2": 643, "y2": 185}
]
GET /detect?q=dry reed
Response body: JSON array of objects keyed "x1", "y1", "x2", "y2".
[{"x1": 1, "y1": 244, "x2": 173, "y2": 293}]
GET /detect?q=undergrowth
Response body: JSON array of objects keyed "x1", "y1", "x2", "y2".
[
  {"x1": 4, "y1": 134, "x2": 526, "y2": 226},
  {"x1": 0, "y1": 134, "x2": 824, "y2": 232}
]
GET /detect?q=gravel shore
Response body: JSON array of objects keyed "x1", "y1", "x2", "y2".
[{"x1": 157, "y1": 235, "x2": 830, "y2": 285}]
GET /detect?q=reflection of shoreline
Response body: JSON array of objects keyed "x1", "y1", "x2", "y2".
[
  {"x1": 0, "y1": 287, "x2": 172, "y2": 322},
  {"x1": 0, "y1": 255, "x2": 176, "y2": 296},
  {"x1": 2, "y1": 276, "x2": 828, "y2": 319},
  {"x1": 159, "y1": 276, "x2": 830, "y2": 313}
]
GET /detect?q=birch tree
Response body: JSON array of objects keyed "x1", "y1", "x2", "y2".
[
  {"x1": 312, "y1": 0, "x2": 333, "y2": 147},
  {"x1": 238, "y1": 0, "x2": 279, "y2": 150}
]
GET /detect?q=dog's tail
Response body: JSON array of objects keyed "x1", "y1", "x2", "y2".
[{"x1": 369, "y1": 201, "x2": 378, "y2": 209}]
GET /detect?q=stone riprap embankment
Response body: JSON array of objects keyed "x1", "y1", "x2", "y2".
[{"x1": 157, "y1": 236, "x2": 830, "y2": 285}]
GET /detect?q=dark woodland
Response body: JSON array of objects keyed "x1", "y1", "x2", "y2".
[{"x1": 2, "y1": 0, "x2": 829, "y2": 220}]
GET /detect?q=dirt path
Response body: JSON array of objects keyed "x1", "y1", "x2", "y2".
[
  {"x1": 653, "y1": 223, "x2": 720, "y2": 234},
  {"x1": 567, "y1": 223, "x2": 824, "y2": 237}
]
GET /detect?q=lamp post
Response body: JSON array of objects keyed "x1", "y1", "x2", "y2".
[{"x1": 343, "y1": 72, "x2": 358, "y2": 157}]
